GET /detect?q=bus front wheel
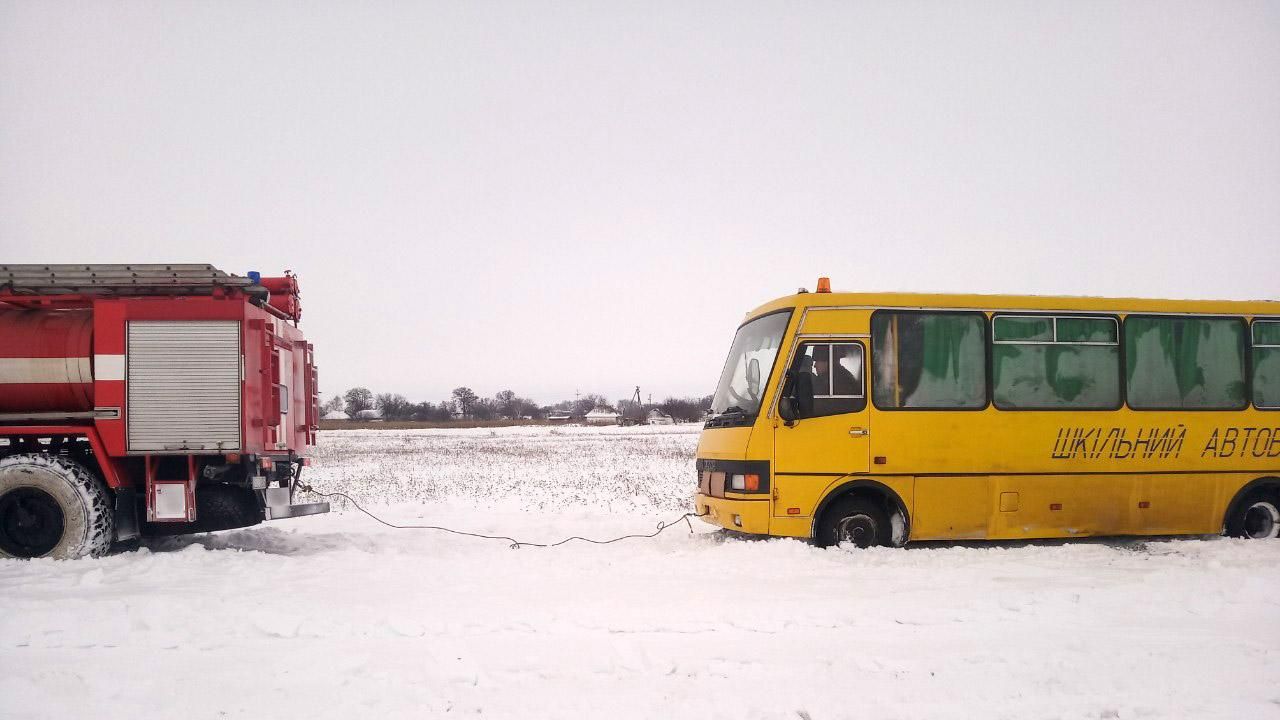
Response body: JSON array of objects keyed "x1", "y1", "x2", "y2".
[
  {"x1": 1227, "y1": 491, "x2": 1280, "y2": 540},
  {"x1": 816, "y1": 496, "x2": 889, "y2": 549}
]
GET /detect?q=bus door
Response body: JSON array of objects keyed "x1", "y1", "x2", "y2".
[{"x1": 773, "y1": 340, "x2": 870, "y2": 513}]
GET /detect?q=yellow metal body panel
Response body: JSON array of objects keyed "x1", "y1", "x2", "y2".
[
  {"x1": 696, "y1": 426, "x2": 753, "y2": 461},
  {"x1": 743, "y1": 290, "x2": 1279, "y2": 322},
  {"x1": 864, "y1": 407, "x2": 1280, "y2": 476},
  {"x1": 773, "y1": 474, "x2": 825, "y2": 519},
  {"x1": 999, "y1": 491, "x2": 1020, "y2": 513},
  {"x1": 766, "y1": 515, "x2": 814, "y2": 538},
  {"x1": 912, "y1": 476, "x2": 990, "y2": 539},
  {"x1": 773, "y1": 403, "x2": 869, "y2": 476},
  {"x1": 799, "y1": 308, "x2": 870, "y2": 335},
  {"x1": 696, "y1": 494, "x2": 771, "y2": 534},
  {"x1": 697, "y1": 289, "x2": 1280, "y2": 543}
]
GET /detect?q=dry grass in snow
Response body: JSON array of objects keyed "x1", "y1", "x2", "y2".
[{"x1": 301, "y1": 424, "x2": 700, "y2": 514}]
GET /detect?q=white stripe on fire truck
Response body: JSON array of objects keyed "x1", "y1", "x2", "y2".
[
  {"x1": 0, "y1": 357, "x2": 93, "y2": 384},
  {"x1": 94, "y1": 354, "x2": 125, "y2": 381}
]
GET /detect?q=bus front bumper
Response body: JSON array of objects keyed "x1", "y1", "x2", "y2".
[{"x1": 695, "y1": 494, "x2": 771, "y2": 535}]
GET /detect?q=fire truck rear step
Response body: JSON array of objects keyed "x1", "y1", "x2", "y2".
[
  {"x1": 262, "y1": 487, "x2": 329, "y2": 520},
  {"x1": 264, "y1": 501, "x2": 330, "y2": 520}
]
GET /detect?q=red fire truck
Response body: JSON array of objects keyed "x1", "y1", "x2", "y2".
[{"x1": 0, "y1": 264, "x2": 329, "y2": 559}]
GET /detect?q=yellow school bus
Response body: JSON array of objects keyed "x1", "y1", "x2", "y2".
[{"x1": 695, "y1": 279, "x2": 1280, "y2": 547}]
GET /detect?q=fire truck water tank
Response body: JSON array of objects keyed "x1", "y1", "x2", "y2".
[{"x1": 0, "y1": 308, "x2": 94, "y2": 413}]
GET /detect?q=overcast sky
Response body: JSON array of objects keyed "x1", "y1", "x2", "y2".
[{"x1": 2, "y1": 1, "x2": 1278, "y2": 406}]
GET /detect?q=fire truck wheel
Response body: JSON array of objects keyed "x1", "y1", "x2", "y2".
[
  {"x1": 193, "y1": 484, "x2": 262, "y2": 532},
  {"x1": 0, "y1": 454, "x2": 114, "y2": 560}
]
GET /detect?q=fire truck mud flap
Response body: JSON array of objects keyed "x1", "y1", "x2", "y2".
[{"x1": 261, "y1": 487, "x2": 330, "y2": 520}]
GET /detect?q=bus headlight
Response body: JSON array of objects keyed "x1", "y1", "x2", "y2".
[{"x1": 696, "y1": 460, "x2": 770, "y2": 496}]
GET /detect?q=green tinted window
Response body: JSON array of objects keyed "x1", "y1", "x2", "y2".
[
  {"x1": 872, "y1": 312, "x2": 986, "y2": 409},
  {"x1": 992, "y1": 315, "x2": 1120, "y2": 410},
  {"x1": 1056, "y1": 317, "x2": 1118, "y2": 343},
  {"x1": 1125, "y1": 317, "x2": 1246, "y2": 409},
  {"x1": 1255, "y1": 321, "x2": 1280, "y2": 347},
  {"x1": 993, "y1": 316, "x2": 1052, "y2": 342},
  {"x1": 1253, "y1": 321, "x2": 1280, "y2": 409},
  {"x1": 993, "y1": 315, "x2": 1119, "y2": 409}
]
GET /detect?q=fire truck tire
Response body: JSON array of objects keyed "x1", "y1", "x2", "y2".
[
  {"x1": 0, "y1": 454, "x2": 114, "y2": 560},
  {"x1": 193, "y1": 484, "x2": 262, "y2": 532}
]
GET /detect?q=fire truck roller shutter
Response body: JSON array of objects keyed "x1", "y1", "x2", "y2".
[
  {"x1": 126, "y1": 320, "x2": 242, "y2": 452},
  {"x1": 0, "y1": 308, "x2": 94, "y2": 413}
]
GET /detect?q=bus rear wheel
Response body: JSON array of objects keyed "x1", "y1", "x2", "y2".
[
  {"x1": 817, "y1": 496, "x2": 889, "y2": 549},
  {"x1": 0, "y1": 454, "x2": 114, "y2": 559},
  {"x1": 1228, "y1": 492, "x2": 1280, "y2": 540}
]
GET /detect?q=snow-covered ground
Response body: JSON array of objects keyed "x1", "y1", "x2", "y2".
[{"x1": 2, "y1": 425, "x2": 1279, "y2": 719}]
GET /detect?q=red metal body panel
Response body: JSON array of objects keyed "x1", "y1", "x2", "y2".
[
  {"x1": 0, "y1": 307, "x2": 94, "y2": 412},
  {"x1": 259, "y1": 275, "x2": 301, "y2": 322},
  {"x1": 2, "y1": 292, "x2": 317, "y2": 460},
  {"x1": 243, "y1": 317, "x2": 272, "y2": 454},
  {"x1": 92, "y1": 295, "x2": 259, "y2": 456},
  {"x1": 0, "y1": 425, "x2": 125, "y2": 488},
  {"x1": 240, "y1": 311, "x2": 316, "y2": 456},
  {"x1": 91, "y1": 300, "x2": 127, "y2": 454}
]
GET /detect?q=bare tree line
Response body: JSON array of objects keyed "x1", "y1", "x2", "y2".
[{"x1": 325, "y1": 387, "x2": 713, "y2": 423}]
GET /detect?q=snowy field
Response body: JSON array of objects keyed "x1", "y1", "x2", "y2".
[{"x1": 2, "y1": 425, "x2": 1279, "y2": 720}]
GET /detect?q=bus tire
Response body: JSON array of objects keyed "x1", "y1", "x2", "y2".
[
  {"x1": 816, "y1": 496, "x2": 889, "y2": 548},
  {"x1": 0, "y1": 454, "x2": 114, "y2": 559},
  {"x1": 1225, "y1": 488, "x2": 1280, "y2": 540}
]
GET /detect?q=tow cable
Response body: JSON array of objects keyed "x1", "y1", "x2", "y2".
[{"x1": 296, "y1": 483, "x2": 708, "y2": 549}]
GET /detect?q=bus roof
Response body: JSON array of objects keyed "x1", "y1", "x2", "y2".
[{"x1": 744, "y1": 290, "x2": 1280, "y2": 323}]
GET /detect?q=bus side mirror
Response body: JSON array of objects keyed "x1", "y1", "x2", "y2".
[
  {"x1": 746, "y1": 358, "x2": 761, "y2": 397},
  {"x1": 777, "y1": 369, "x2": 799, "y2": 424},
  {"x1": 778, "y1": 396, "x2": 798, "y2": 423}
]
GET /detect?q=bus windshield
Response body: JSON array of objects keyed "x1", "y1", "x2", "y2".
[{"x1": 709, "y1": 311, "x2": 791, "y2": 418}]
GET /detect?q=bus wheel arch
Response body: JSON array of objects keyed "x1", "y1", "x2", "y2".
[
  {"x1": 1224, "y1": 477, "x2": 1280, "y2": 540},
  {"x1": 812, "y1": 480, "x2": 910, "y2": 548}
]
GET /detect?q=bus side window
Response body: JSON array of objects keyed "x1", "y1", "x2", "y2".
[
  {"x1": 1125, "y1": 316, "x2": 1247, "y2": 410},
  {"x1": 1252, "y1": 320, "x2": 1280, "y2": 409},
  {"x1": 791, "y1": 342, "x2": 865, "y2": 417},
  {"x1": 992, "y1": 315, "x2": 1120, "y2": 410},
  {"x1": 872, "y1": 312, "x2": 987, "y2": 409}
]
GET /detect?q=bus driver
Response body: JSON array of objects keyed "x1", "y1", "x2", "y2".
[{"x1": 814, "y1": 346, "x2": 858, "y2": 397}]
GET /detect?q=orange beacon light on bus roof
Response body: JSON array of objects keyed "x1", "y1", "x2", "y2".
[{"x1": 816, "y1": 276, "x2": 832, "y2": 293}]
